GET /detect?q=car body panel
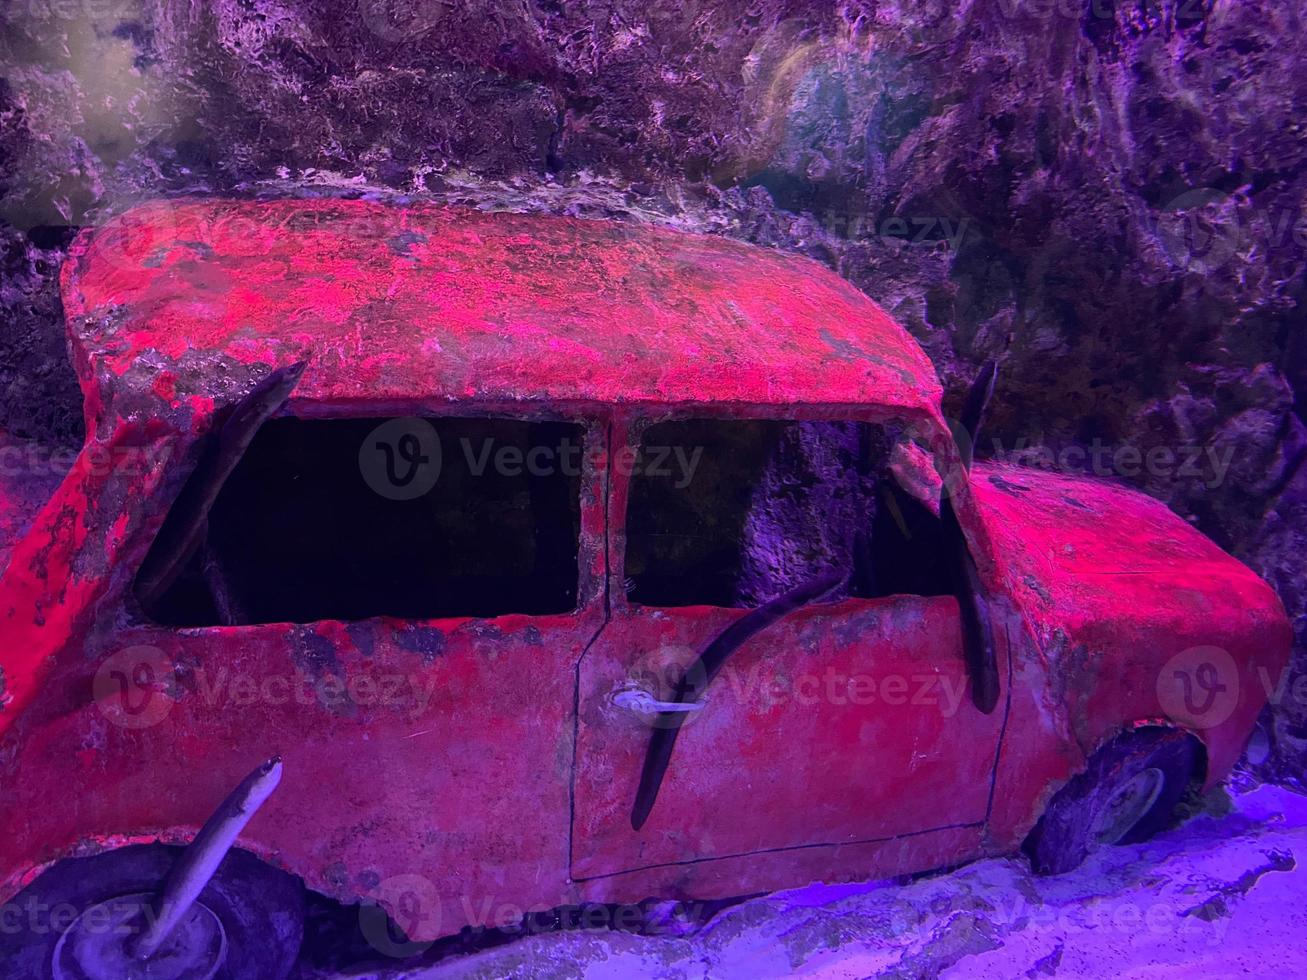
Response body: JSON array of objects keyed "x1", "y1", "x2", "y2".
[
  {"x1": 969, "y1": 462, "x2": 1292, "y2": 848},
  {"x1": 0, "y1": 419, "x2": 176, "y2": 725},
  {"x1": 0, "y1": 199, "x2": 1291, "y2": 940},
  {"x1": 572, "y1": 416, "x2": 1008, "y2": 880},
  {"x1": 0, "y1": 612, "x2": 600, "y2": 930},
  {"x1": 0, "y1": 415, "x2": 609, "y2": 937},
  {"x1": 60, "y1": 198, "x2": 945, "y2": 421},
  {"x1": 572, "y1": 595, "x2": 1005, "y2": 879},
  {"x1": 574, "y1": 823, "x2": 985, "y2": 911}
]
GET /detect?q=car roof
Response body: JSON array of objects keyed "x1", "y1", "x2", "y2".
[{"x1": 61, "y1": 198, "x2": 945, "y2": 422}]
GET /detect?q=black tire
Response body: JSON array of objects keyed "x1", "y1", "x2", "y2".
[
  {"x1": 1023, "y1": 729, "x2": 1200, "y2": 875},
  {"x1": 0, "y1": 844, "x2": 304, "y2": 979}
]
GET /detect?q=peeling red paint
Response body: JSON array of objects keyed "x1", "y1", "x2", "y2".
[
  {"x1": 60, "y1": 198, "x2": 946, "y2": 423},
  {"x1": 972, "y1": 461, "x2": 1292, "y2": 849},
  {"x1": 0, "y1": 200, "x2": 1290, "y2": 940}
]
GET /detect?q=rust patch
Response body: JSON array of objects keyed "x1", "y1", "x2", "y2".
[
  {"x1": 987, "y1": 473, "x2": 1031, "y2": 495},
  {"x1": 1022, "y1": 574, "x2": 1053, "y2": 605},
  {"x1": 346, "y1": 622, "x2": 377, "y2": 658},
  {"x1": 395, "y1": 624, "x2": 446, "y2": 663}
]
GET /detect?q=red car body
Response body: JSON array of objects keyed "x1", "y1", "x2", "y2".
[{"x1": 0, "y1": 199, "x2": 1290, "y2": 940}]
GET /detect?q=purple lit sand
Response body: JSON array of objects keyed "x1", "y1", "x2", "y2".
[{"x1": 393, "y1": 785, "x2": 1307, "y2": 978}]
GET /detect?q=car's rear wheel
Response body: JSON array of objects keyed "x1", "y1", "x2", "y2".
[
  {"x1": 1023, "y1": 728, "x2": 1200, "y2": 875},
  {"x1": 0, "y1": 844, "x2": 303, "y2": 980}
]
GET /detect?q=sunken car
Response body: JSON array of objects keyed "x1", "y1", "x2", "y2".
[{"x1": 0, "y1": 199, "x2": 1290, "y2": 978}]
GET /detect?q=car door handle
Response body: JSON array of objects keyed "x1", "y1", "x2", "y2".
[
  {"x1": 612, "y1": 687, "x2": 707, "y2": 714},
  {"x1": 630, "y1": 569, "x2": 843, "y2": 831}
]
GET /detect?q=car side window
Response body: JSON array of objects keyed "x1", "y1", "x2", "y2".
[
  {"x1": 623, "y1": 418, "x2": 952, "y2": 608},
  {"x1": 137, "y1": 416, "x2": 585, "y2": 626}
]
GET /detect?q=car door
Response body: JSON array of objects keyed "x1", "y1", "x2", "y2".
[
  {"x1": 20, "y1": 410, "x2": 611, "y2": 932},
  {"x1": 570, "y1": 414, "x2": 1006, "y2": 880}
]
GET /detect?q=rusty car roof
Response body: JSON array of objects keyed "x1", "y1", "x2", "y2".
[{"x1": 61, "y1": 198, "x2": 945, "y2": 419}]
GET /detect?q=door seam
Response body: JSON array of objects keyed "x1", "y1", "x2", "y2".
[
  {"x1": 568, "y1": 418, "x2": 615, "y2": 879},
  {"x1": 572, "y1": 821, "x2": 985, "y2": 882}
]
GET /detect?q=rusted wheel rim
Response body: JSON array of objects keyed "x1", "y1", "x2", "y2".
[
  {"x1": 1092, "y1": 766, "x2": 1166, "y2": 845},
  {"x1": 51, "y1": 892, "x2": 227, "y2": 980}
]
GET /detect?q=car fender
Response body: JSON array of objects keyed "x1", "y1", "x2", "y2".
[{"x1": 967, "y1": 461, "x2": 1290, "y2": 847}]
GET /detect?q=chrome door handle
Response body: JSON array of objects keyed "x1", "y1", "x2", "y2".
[{"x1": 611, "y1": 687, "x2": 706, "y2": 714}]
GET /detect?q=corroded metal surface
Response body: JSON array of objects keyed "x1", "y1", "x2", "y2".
[
  {"x1": 0, "y1": 200, "x2": 1291, "y2": 942},
  {"x1": 971, "y1": 461, "x2": 1292, "y2": 849},
  {"x1": 60, "y1": 199, "x2": 946, "y2": 420},
  {"x1": 572, "y1": 594, "x2": 1005, "y2": 880}
]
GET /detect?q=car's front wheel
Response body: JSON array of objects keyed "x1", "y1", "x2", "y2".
[
  {"x1": 0, "y1": 844, "x2": 303, "y2": 980},
  {"x1": 1023, "y1": 728, "x2": 1201, "y2": 875}
]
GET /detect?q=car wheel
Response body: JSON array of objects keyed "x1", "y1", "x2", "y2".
[
  {"x1": 0, "y1": 843, "x2": 304, "y2": 980},
  {"x1": 1023, "y1": 728, "x2": 1200, "y2": 875}
]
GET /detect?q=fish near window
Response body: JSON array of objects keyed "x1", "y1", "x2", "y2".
[
  {"x1": 137, "y1": 417, "x2": 585, "y2": 626},
  {"x1": 622, "y1": 418, "x2": 953, "y2": 608}
]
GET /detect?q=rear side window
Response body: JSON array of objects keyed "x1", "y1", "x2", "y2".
[
  {"x1": 139, "y1": 417, "x2": 584, "y2": 626},
  {"x1": 623, "y1": 418, "x2": 951, "y2": 608}
]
